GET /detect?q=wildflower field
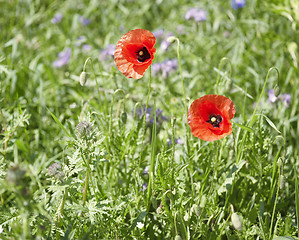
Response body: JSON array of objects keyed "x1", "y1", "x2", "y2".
[{"x1": 1, "y1": 0, "x2": 299, "y2": 239}]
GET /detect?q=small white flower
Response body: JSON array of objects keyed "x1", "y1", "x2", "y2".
[{"x1": 136, "y1": 222, "x2": 144, "y2": 229}]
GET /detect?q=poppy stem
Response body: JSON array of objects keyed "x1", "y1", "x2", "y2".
[
  {"x1": 109, "y1": 89, "x2": 125, "y2": 136},
  {"x1": 167, "y1": 36, "x2": 186, "y2": 111},
  {"x1": 82, "y1": 57, "x2": 105, "y2": 112}
]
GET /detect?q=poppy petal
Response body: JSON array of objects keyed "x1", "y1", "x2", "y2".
[
  {"x1": 114, "y1": 29, "x2": 156, "y2": 79},
  {"x1": 188, "y1": 95, "x2": 235, "y2": 141}
]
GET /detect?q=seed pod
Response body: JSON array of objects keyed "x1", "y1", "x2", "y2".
[
  {"x1": 231, "y1": 212, "x2": 242, "y2": 231},
  {"x1": 80, "y1": 71, "x2": 87, "y2": 86}
]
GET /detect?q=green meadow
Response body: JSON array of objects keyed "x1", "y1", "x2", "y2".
[{"x1": 0, "y1": 0, "x2": 298, "y2": 239}]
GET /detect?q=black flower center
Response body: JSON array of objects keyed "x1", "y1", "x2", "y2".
[
  {"x1": 207, "y1": 114, "x2": 222, "y2": 128},
  {"x1": 137, "y1": 47, "x2": 151, "y2": 63}
]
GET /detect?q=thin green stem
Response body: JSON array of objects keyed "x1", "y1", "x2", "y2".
[
  {"x1": 83, "y1": 57, "x2": 106, "y2": 112},
  {"x1": 82, "y1": 152, "x2": 90, "y2": 207},
  {"x1": 56, "y1": 188, "x2": 67, "y2": 240},
  {"x1": 138, "y1": 67, "x2": 152, "y2": 185},
  {"x1": 109, "y1": 89, "x2": 125, "y2": 136},
  {"x1": 146, "y1": 102, "x2": 156, "y2": 212},
  {"x1": 269, "y1": 167, "x2": 281, "y2": 239}
]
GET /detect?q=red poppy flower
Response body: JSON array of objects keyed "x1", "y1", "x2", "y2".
[
  {"x1": 114, "y1": 29, "x2": 156, "y2": 79},
  {"x1": 188, "y1": 95, "x2": 235, "y2": 141}
]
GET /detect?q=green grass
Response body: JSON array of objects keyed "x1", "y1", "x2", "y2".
[{"x1": 0, "y1": 0, "x2": 298, "y2": 239}]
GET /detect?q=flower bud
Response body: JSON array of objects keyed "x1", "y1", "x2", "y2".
[
  {"x1": 167, "y1": 36, "x2": 177, "y2": 43},
  {"x1": 274, "y1": 84, "x2": 280, "y2": 97},
  {"x1": 80, "y1": 71, "x2": 87, "y2": 86},
  {"x1": 174, "y1": 235, "x2": 182, "y2": 240},
  {"x1": 76, "y1": 121, "x2": 93, "y2": 138},
  {"x1": 191, "y1": 204, "x2": 201, "y2": 217},
  {"x1": 121, "y1": 112, "x2": 127, "y2": 124},
  {"x1": 231, "y1": 212, "x2": 242, "y2": 231}
]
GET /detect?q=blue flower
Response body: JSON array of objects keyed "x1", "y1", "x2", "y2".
[
  {"x1": 76, "y1": 36, "x2": 86, "y2": 47},
  {"x1": 99, "y1": 44, "x2": 115, "y2": 61},
  {"x1": 82, "y1": 44, "x2": 91, "y2": 52},
  {"x1": 232, "y1": 0, "x2": 246, "y2": 9},
  {"x1": 281, "y1": 93, "x2": 291, "y2": 107},
  {"x1": 142, "y1": 166, "x2": 149, "y2": 175},
  {"x1": 160, "y1": 33, "x2": 174, "y2": 51},
  {"x1": 167, "y1": 138, "x2": 184, "y2": 146},
  {"x1": 136, "y1": 106, "x2": 168, "y2": 124},
  {"x1": 268, "y1": 89, "x2": 278, "y2": 103},
  {"x1": 79, "y1": 16, "x2": 91, "y2": 26},
  {"x1": 51, "y1": 13, "x2": 63, "y2": 24},
  {"x1": 152, "y1": 59, "x2": 178, "y2": 78},
  {"x1": 185, "y1": 8, "x2": 206, "y2": 22},
  {"x1": 153, "y1": 29, "x2": 165, "y2": 39},
  {"x1": 142, "y1": 183, "x2": 148, "y2": 192},
  {"x1": 53, "y1": 48, "x2": 71, "y2": 68}
]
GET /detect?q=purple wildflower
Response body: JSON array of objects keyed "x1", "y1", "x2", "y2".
[
  {"x1": 99, "y1": 44, "x2": 115, "y2": 61},
  {"x1": 167, "y1": 138, "x2": 184, "y2": 146},
  {"x1": 82, "y1": 44, "x2": 91, "y2": 52},
  {"x1": 162, "y1": 59, "x2": 178, "y2": 78},
  {"x1": 143, "y1": 166, "x2": 149, "y2": 175},
  {"x1": 185, "y1": 8, "x2": 206, "y2": 22},
  {"x1": 53, "y1": 48, "x2": 71, "y2": 68},
  {"x1": 177, "y1": 25, "x2": 184, "y2": 35},
  {"x1": 268, "y1": 89, "x2": 278, "y2": 103},
  {"x1": 76, "y1": 36, "x2": 86, "y2": 47},
  {"x1": 232, "y1": 0, "x2": 246, "y2": 9},
  {"x1": 153, "y1": 29, "x2": 165, "y2": 39},
  {"x1": 160, "y1": 33, "x2": 174, "y2": 51},
  {"x1": 136, "y1": 106, "x2": 168, "y2": 124},
  {"x1": 281, "y1": 94, "x2": 291, "y2": 107},
  {"x1": 142, "y1": 183, "x2": 148, "y2": 192},
  {"x1": 151, "y1": 63, "x2": 162, "y2": 76},
  {"x1": 79, "y1": 16, "x2": 91, "y2": 26},
  {"x1": 152, "y1": 59, "x2": 178, "y2": 78},
  {"x1": 51, "y1": 13, "x2": 63, "y2": 24}
]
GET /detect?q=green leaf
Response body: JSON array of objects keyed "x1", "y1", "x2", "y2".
[
  {"x1": 273, "y1": 237, "x2": 295, "y2": 240},
  {"x1": 47, "y1": 108, "x2": 72, "y2": 138},
  {"x1": 232, "y1": 121, "x2": 255, "y2": 134},
  {"x1": 256, "y1": 114, "x2": 281, "y2": 134},
  {"x1": 15, "y1": 139, "x2": 28, "y2": 152}
]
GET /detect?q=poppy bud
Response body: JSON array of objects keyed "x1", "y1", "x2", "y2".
[
  {"x1": 191, "y1": 204, "x2": 201, "y2": 217},
  {"x1": 174, "y1": 235, "x2": 182, "y2": 240},
  {"x1": 277, "y1": 157, "x2": 283, "y2": 167},
  {"x1": 200, "y1": 194, "x2": 207, "y2": 208},
  {"x1": 231, "y1": 212, "x2": 242, "y2": 231},
  {"x1": 274, "y1": 84, "x2": 280, "y2": 97},
  {"x1": 76, "y1": 121, "x2": 93, "y2": 138},
  {"x1": 167, "y1": 36, "x2": 177, "y2": 43},
  {"x1": 121, "y1": 112, "x2": 127, "y2": 124},
  {"x1": 80, "y1": 71, "x2": 87, "y2": 86}
]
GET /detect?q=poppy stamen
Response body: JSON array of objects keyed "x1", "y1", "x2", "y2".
[
  {"x1": 207, "y1": 114, "x2": 222, "y2": 128},
  {"x1": 137, "y1": 47, "x2": 151, "y2": 63}
]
